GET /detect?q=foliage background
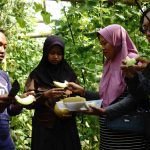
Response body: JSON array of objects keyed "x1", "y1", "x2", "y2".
[{"x1": 0, "y1": 0, "x2": 150, "y2": 149}]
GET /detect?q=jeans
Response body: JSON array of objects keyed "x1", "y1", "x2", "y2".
[{"x1": 0, "y1": 117, "x2": 15, "y2": 150}]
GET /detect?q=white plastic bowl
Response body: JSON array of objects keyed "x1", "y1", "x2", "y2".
[
  {"x1": 86, "y1": 100, "x2": 103, "y2": 108},
  {"x1": 63, "y1": 101, "x2": 86, "y2": 111}
]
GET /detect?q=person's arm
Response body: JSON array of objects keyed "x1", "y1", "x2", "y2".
[
  {"x1": 105, "y1": 94, "x2": 137, "y2": 119},
  {"x1": 89, "y1": 94, "x2": 136, "y2": 119},
  {"x1": 122, "y1": 57, "x2": 150, "y2": 99},
  {"x1": 24, "y1": 77, "x2": 53, "y2": 109},
  {"x1": 126, "y1": 71, "x2": 150, "y2": 100},
  {"x1": 67, "y1": 82, "x2": 99, "y2": 100},
  {"x1": 0, "y1": 94, "x2": 11, "y2": 113},
  {"x1": 24, "y1": 75, "x2": 67, "y2": 110}
]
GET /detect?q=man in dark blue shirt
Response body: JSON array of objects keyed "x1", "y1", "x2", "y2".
[{"x1": 0, "y1": 29, "x2": 22, "y2": 150}]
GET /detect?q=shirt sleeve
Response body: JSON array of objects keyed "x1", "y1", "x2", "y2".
[
  {"x1": 105, "y1": 94, "x2": 137, "y2": 119},
  {"x1": 125, "y1": 70, "x2": 150, "y2": 109}
]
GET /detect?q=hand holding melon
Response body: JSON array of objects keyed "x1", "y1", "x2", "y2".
[
  {"x1": 121, "y1": 56, "x2": 145, "y2": 78},
  {"x1": 124, "y1": 56, "x2": 136, "y2": 67}
]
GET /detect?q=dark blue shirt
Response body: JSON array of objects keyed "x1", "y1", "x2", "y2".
[{"x1": 0, "y1": 70, "x2": 15, "y2": 150}]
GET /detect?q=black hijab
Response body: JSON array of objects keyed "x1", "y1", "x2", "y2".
[
  {"x1": 140, "y1": 8, "x2": 150, "y2": 33},
  {"x1": 30, "y1": 35, "x2": 77, "y2": 88}
]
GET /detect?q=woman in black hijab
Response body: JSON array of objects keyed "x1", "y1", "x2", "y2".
[{"x1": 24, "y1": 35, "x2": 81, "y2": 150}]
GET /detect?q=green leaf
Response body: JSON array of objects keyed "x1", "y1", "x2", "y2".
[
  {"x1": 115, "y1": 14, "x2": 125, "y2": 21},
  {"x1": 16, "y1": 17, "x2": 26, "y2": 28},
  {"x1": 41, "y1": 10, "x2": 51, "y2": 24},
  {"x1": 33, "y1": 2, "x2": 43, "y2": 12}
]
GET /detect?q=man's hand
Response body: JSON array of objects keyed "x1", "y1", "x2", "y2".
[{"x1": 0, "y1": 94, "x2": 10, "y2": 113}]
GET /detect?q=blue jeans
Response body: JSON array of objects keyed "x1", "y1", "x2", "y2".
[{"x1": 0, "y1": 121, "x2": 15, "y2": 150}]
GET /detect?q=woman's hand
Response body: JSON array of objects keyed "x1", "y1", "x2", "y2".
[
  {"x1": 21, "y1": 90, "x2": 35, "y2": 98},
  {"x1": 67, "y1": 82, "x2": 85, "y2": 96},
  {"x1": 121, "y1": 56, "x2": 150, "y2": 78},
  {"x1": 78, "y1": 106, "x2": 106, "y2": 116},
  {"x1": 135, "y1": 57, "x2": 150, "y2": 71},
  {"x1": 89, "y1": 106, "x2": 106, "y2": 116},
  {"x1": 43, "y1": 88, "x2": 65, "y2": 99},
  {"x1": 90, "y1": 106, "x2": 106, "y2": 115}
]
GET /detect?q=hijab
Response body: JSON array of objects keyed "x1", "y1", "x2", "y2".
[
  {"x1": 97, "y1": 24, "x2": 138, "y2": 107},
  {"x1": 30, "y1": 35, "x2": 77, "y2": 88}
]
